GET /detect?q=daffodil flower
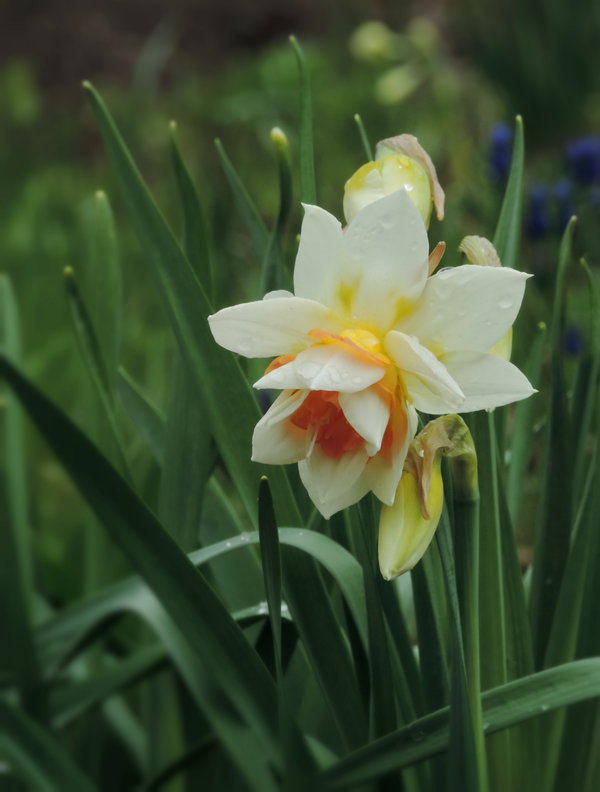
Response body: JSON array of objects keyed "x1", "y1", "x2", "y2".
[{"x1": 208, "y1": 187, "x2": 534, "y2": 519}]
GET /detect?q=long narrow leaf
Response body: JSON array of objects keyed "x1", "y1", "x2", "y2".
[
  {"x1": 320, "y1": 659, "x2": 600, "y2": 789},
  {"x1": 83, "y1": 82, "x2": 300, "y2": 527},
  {"x1": 0, "y1": 354, "x2": 281, "y2": 771},
  {"x1": 0, "y1": 699, "x2": 94, "y2": 791}
]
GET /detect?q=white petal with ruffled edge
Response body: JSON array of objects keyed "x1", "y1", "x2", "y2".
[
  {"x1": 299, "y1": 445, "x2": 371, "y2": 519},
  {"x1": 254, "y1": 344, "x2": 386, "y2": 392},
  {"x1": 385, "y1": 330, "x2": 465, "y2": 413},
  {"x1": 440, "y1": 351, "x2": 536, "y2": 411},
  {"x1": 208, "y1": 296, "x2": 344, "y2": 358},
  {"x1": 293, "y1": 204, "x2": 345, "y2": 308},
  {"x1": 251, "y1": 390, "x2": 311, "y2": 464},
  {"x1": 366, "y1": 403, "x2": 418, "y2": 505},
  {"x1": 338, "y1": 388, "x2": 390, "y2": 456},
  {"x1": 398, "y1": 265, "x2": 530, "y2": 354},
  {"x1": 341, "y1": 190, "x2": 429, "y2": 331}
]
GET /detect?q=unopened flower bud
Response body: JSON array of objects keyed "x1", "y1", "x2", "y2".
[
  {"x1": 344, "y1": 153, "x2": 432, "y2": 225},
  {"x1": 378, "y1": 414, "x2": 476, "y2": 579}
]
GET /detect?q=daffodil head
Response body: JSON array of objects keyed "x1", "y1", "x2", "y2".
[
  {"x1": 208, "y1": 154, "x2": 534, "y2": 520},
  {"x1": 378, "y1": 414, "x2": 477, "y2": 579}
]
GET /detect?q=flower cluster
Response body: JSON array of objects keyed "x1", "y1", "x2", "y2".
[{"x1": 209, "y1": 135, "x2": 534, "y2": 577}]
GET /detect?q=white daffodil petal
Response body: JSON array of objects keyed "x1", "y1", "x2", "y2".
[
  {"x1": 263, "y1": 289, "x2": 295, "y2": 299},
  {"x1": 294, "y1": 204, "x2": 345, "y2": 306},
  {"x1": 367, "y1": 404, "x2": 418, "y2": 505},
  {"x1": 385, "y1": 330, "x2": 465, "y2": 412},
  {"x1": 338, "y1": 389, "x2": 390, "y2": 455},
  {"x1": 208, "y1": 296, "x2": 343, "y2": 358},
  {"x1": 254, "y1": 344, "x2": 386, "y2": 392},
  {"x1": 251, "y1": 390, "x2": 311, "y2": 464},
  {"x1": 299, "y1": 446, "x2": 371, "y2": 519},
  {"x1": 398, "y1": 265, "x2": 531, "y2": 354},
  {"x1": 440, "y1": 351, "x2": 536, "y2": 412},
  {"x1": 342, "y1": 190, "x2": 429, "y2": 330}
]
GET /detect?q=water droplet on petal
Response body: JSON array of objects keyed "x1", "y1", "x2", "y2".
[{"x1": 498, "y1": 297, "x2": 513, "y2": 309}]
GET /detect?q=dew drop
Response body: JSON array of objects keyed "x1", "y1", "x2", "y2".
[{"x1": 498, "y1": 297, "x2": 513, "y2": 309}]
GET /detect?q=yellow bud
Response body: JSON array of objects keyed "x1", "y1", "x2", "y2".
[
  {"x1": 375, "y1": 134, "x2": 445, "y2": 221},
  {"x1": 379, "y1": 458, "x2": 444, "y2": 580},
  {"x1": 344, "y1": 154, "x2": 431, "y2": 225},
  {"x1": 378, "y1": 414, "x2": 476, "y2": 579}
]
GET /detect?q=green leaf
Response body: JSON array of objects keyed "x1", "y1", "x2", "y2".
[
  {"x1": 319, "y1": 659, "x2": 600, "y2": 789},
  {"x1": 117, "y1": 366, "x2": 166, "y2": 465},
  {"x1": 78, "y1": 189, "x2": 121, "y2": 392},
  {"x1": 0, "y1": 354, "x2": 282, "y2": 777},
  {"x1": 0, "y1": 275, "x2": 43, "y2": 719},
  {"x1": 169, "y1": 121, "x2": 213, "y2": 294},
  {"x1": 530, "y1": 216, "x2": 577, "y2": 668},
  {"x1": 37, "y1": 527, "x2": 367, "y2": 675},
  {"x1": 50, "y1": 644, "x2": 166, "y2": 729},
  {"x1": 63, "y1": 266, "x2": 132, "y2": 480},
  {"x1": 83, "y1": 81, "x2": 300, "y2": 527},
  {"x1": 493, "y1": 115, "x2": 524, "y2": 269},
  {"x1": 506, "y1": 321, "x2": 546, "y2": 522},
  {"x1": 289, "y1": 35, "x2": 316, "y2": 204},
  {"x1": 214, "y1": 136, "x2": 269, "y2": 265},
  {"x1": 159, "y1": 353, "x2": 215, "y2": 549},
  {"x1": 0, "y1": 699, "x2": 95, "y2": 791}
]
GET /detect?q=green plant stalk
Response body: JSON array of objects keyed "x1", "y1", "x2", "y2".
[
  {"x1": 571, "y1": 259, "x2": 600, "y2": 509},
  {"x1": 530, "y1": 217, "x2": 576, "y2": 668},
  {"x1": 353, "y1": 114, "x2": 373, "y2": 161},
  {"x1": 437, "y1": 511, "x2": 488, "y2": 792},
  {"x1": 261, "y1": 127, "x2": 293, "y2": 295},
  {"x1": 454, "y1": 493, "x2": 489, "y2": 791},
  {"x1": 471, "y1": 410, "x2": 511, "y2": 789},
  {"x1": 289, "y1": 35, "x2": 316, "y2": 204}
]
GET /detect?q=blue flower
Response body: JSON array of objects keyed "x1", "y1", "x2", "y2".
[
  {"x1": 564, "y1": 325, "x2": 585, "y2": 357},
  {"x1": 554, "y1": 179, "x2": 574, "y2": 232},
  {"x1": 525, "y1": 185, "x2": 550, "y2": 239},
  {"x1": 565, "y1": 136, "x2": 600, "y2": 184},
  {"x1": 488, "y1": 123, "x2": 513, "y2": 182}
]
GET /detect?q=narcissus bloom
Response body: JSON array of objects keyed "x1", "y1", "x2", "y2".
[{"x1": 208, "y1": 187, "x2": 534, "y2": 519}]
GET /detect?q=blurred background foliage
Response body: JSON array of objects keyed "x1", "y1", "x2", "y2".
[{"x1": 1, "y1": 0, "x2": 599, "y2": 629}]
